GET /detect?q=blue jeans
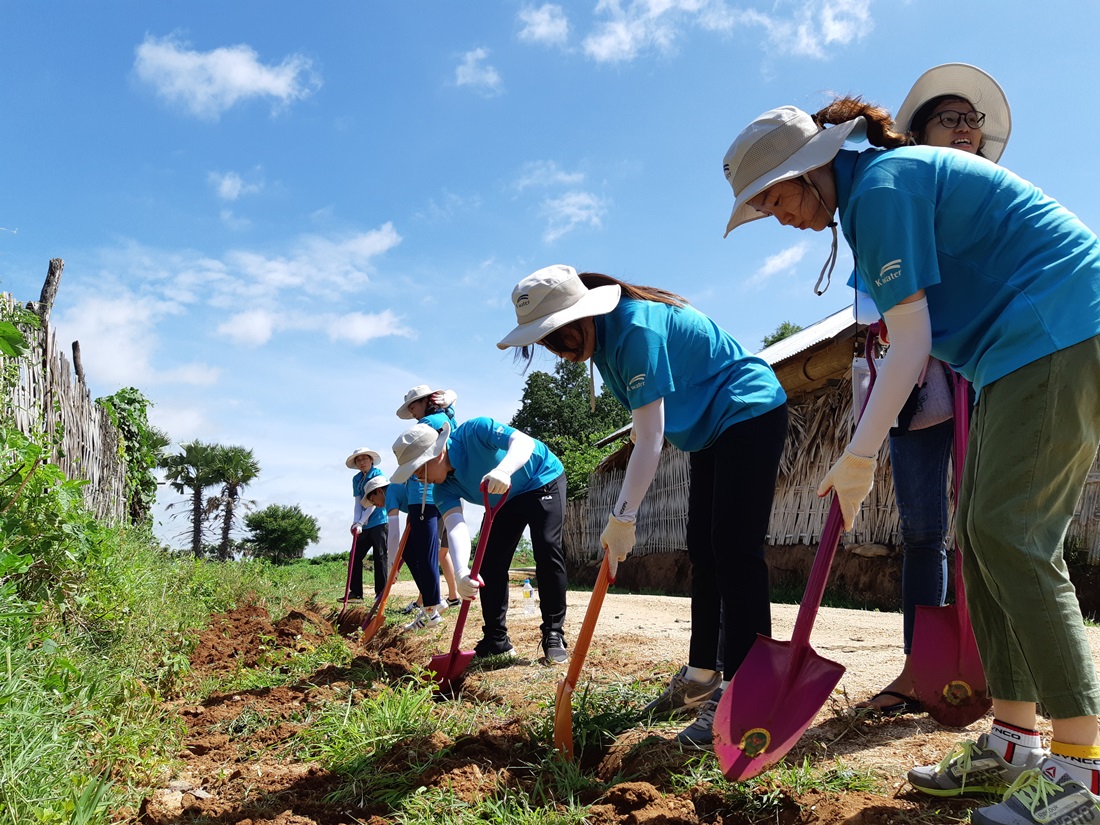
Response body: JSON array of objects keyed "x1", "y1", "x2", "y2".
[{"x1": 889, "y1": 419, "x2": 951, "y2": 654}]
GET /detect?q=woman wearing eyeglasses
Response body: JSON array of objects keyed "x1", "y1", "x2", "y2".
[
  {"x1": 853, "y1": 65, "x2": 1009, "y2": 719},
  {"x1": 721, "y1": 90, "x2": 1100, "y2": 825}
]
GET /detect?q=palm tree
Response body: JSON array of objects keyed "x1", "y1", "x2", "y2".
[
  {"x1": 209, "y1": 445, "x2": 261, "y2": 561},
  {"x1": 160, "y1": 440, "x2": 219, "y2": 557}
]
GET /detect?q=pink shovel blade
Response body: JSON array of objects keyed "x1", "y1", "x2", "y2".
[
  {"x1": 713, "y1": 635, "x2": 845, "y2": 780},
  {"x1": 428, "y1": 648, "x2": 476, "y2": 692},
  {"x1": 910, "y1": 601, "x2": 990, "y2": 727}
]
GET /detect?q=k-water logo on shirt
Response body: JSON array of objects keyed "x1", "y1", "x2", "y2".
[
  {"x1": 627, "y1": 373, "x2": 646, "y2": 391},
  {"x1": 875, "y1": 259, "x2": 902, "y2": 288}
]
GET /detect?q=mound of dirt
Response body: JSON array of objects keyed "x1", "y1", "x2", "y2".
[{"x1": 131, "y1": 582, "x2": 1100, "y2": 825}]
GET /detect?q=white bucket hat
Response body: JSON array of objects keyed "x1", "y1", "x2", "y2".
[
  {"x1": 360, "y1": 473, "x2": 390, "y2": 500},
  {"x1": 722, "y1": 106, "x2": 866, "y2": 237},
  {"x1": 390, "y1": 421, "x2": 450, "y2": 484},
  {"x1": 894, "y1": 63, "x2": 1011, "y2": 163},
  {"x1": 496, "y1": 264, "x2": 621, "y2": 350},
  {"x1": 396, "y1": 384, "x2": 435, "y2": 420},
  {"x1": 345, "y1": 447, "x2": 381, "y2": 470}
]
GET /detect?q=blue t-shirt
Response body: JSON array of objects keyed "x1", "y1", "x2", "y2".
[
  {"x1": 384, "y1": 482, "x2": 408, "y2": 514},
  {"x1": 432, "y1": 416, "x2": 564, "y2": 514},
  {"x1": 420, "y1": 405, "x2": 457, "y2": 433},
  {"x1": 351, "y1": 467, "x2": 387, "y2": 529},
  {"x1": 835, "y1": 146, "x2": 1100, "y2": 392},
  {"x1": 591, "y1": 300, "x2": 786, "y2": 452}
]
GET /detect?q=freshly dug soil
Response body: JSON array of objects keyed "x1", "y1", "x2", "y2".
[{"x1": 130, "y1": 580, "x2": 1100, "y2": 825}]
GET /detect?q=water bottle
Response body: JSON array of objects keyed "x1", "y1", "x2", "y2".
[{"x1": 522, "y1": 579, "x2": 536, "y2": 615}]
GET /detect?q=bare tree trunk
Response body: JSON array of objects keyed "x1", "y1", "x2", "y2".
[
  {"x1": 36, "y1": 258, "x2": 64, "y2": 327},
  {"x1": 72, "y1": 340, "x2": 85, "y2": 385}
]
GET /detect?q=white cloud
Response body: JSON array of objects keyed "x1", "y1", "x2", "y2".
[
  {"x1": 209, "y1": 170, "x2": 263, "y2": 201},
  {"x1": 735, "y1": 0, "x2": 873, "y2": 58},
  {"x1": 518, "y1": 4, "x2": 570, "y2": 46},
  {"x1": 454, "y1": 48, "x2": 503, "y2": 96},
  {"x1": 219, "y1": 209, "x2": 252, "y2": 231},
  {"x1": 541, "y1": 191, "x2": 608, "y2": 242},
  {"x1": 749, "y1": 241, "x2": 808, "y2": 286},
  {"x1": 576, "y1": 0, "x2": 870, "y2": 63},
  {"x1": 216, "y1": 307, "x2": 413, "y2": 348},
  {"x1": 216, "y1": 223, "x2": 403, "y2": 305},
  {"x1": 52, "y1": 290, "x2": 218, "y2": 388},
  {"x1": 133, "y1": 33, "x2": 321, "y2": 120},
  {"x1": 513, "y1": 160, "x2": 586, "y2": 191},
  {"x1": 218, "y1": 308, "x2": 276, "y2": 345}
]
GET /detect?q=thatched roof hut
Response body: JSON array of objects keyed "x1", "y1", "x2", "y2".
[{"x1": 564, "y1": 305, "x2": 1100, "y2": 611}]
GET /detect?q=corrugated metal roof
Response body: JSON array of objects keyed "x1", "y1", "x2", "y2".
[{"x1": 757, "y1": 304, "x2": 857, "y2": 366}]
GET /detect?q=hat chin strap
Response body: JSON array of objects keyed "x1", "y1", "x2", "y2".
[{"x1": 802, "y1": 175, "x2": 839, "y2": 296}]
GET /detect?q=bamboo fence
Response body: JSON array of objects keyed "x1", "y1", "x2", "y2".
[
  {"x1": 2, "y1": 293, "x2": 127, "y2": 524},
  {"x1": 566, "y1": 375, "x2": 1100, "y2": 565}
]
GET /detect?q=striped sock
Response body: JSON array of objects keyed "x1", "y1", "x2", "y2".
[
  {"x1": 1049, "y1": 742, "x2": 1100, "y2": 795},
  {"x1": 989, "y1": 719, "x2": 1043, "y2": 766}
]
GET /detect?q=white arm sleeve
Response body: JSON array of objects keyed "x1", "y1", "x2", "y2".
[
  {"x1": 849, "y1": 297, "x2": 932, "y2": 457},
  {"x1": 494, "y1": 430, "x2": 536, "y2": 477},
  {"x1": 353, "y1": 497, "x2": 366, "y2": 526},
  {"x1": 442, "y1": 508, "x2": 472, "y2": 577},
  {"x1": 611, "y1": 398, "x2": 664, "y2": 523},
  {"x1": 387, "y1": 513, "x2": 401, "y2": 557}
]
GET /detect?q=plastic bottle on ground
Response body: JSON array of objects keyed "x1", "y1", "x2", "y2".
[{"x1": 522, "y1": 578, "x2": 536, "y2": 615}]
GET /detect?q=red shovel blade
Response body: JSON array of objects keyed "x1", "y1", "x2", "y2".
[
  {"x1": 713, "y1": 636, "x2": 844, "y2": 780},
  {"x1": 429, "y1": 647, "x2": 476, "y2": 692},
  {"x1": 910, "y1": 601, "x2": 990, "y2": 727}
]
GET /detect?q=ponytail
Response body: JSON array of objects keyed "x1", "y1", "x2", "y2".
[{"x1": 814, "y1": 97, "x2": 908, "y2": 149}]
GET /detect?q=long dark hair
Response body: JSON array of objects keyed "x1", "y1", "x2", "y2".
[{"x1": 514, "y1": 272, "x2": 687, "y2": 367}]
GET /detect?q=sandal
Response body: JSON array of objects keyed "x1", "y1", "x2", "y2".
[{"x1": 855, "y1": 689, "x2": 923, "y2": 717}]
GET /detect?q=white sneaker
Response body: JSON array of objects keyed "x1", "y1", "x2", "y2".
[
  {"x1": 971, "y1": 758, "x2": 1100, "y2": 825},
  {"x1": 404, "y1": 608, "x2": 443, "y2": 631},
  {"x1": 398, "y1": 600, "x2": 421, "y2": 615}
]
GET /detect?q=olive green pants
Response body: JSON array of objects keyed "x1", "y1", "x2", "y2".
[{"x1": 960, "y1": 335, "x2": 1100, "y2": 719}]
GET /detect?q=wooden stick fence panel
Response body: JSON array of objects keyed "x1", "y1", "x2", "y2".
[{"x1": 1, "y1": 293, "x2": 126, "y2": 524}]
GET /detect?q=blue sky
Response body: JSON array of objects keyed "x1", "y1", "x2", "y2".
[{"x1": 2, "y1": 1, "x2": 1098, "y2": 555}]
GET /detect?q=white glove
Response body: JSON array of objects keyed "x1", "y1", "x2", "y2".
[
  {"x1": 816, "y1": 447, "x2": 877, "y2": 531},
  {"x1": 481, "y1": 467, "x2": 512, "y2": 495},
  {"x1": 430, "y1": 389, "x2": 457, "y2": 409},
  {"x1": 600, "y1": 514, "x2": 635, "y2": 578},
  {"x1": 350, "y1": 522, "x2": 362, "y2": 536},
  {"x1": 457, "y1": 573, "x2": 483, "y2": 600}
]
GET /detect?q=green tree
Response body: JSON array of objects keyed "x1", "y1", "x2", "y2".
[
  {"x1": 762, "y1": 321, "x2": 803, "y2": 349},
  {"x1": 509, "y1": 360, "x2": 631, "y2": 498},
  {"x1": 244, "y1": 504, "x2": 319, "y2": 564},
  {"x1": 160, "y1": 440, "x2": 219, "y2": 557},
  {"x1": 209, "y1": 445, "x2": 261, "y2": 561},
  {"x1": 97, "y1": 387, "x2": 170, "y2": 525}
]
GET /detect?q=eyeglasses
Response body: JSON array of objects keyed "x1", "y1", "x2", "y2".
[{"x1": 926, "y1": 110, "x2": 986, "y2": 129}]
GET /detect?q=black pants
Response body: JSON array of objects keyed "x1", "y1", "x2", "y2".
[
  {"x1": 477, "y1": 473, "x2": 567, "y2": 646},
  {"x1": 687, "y1": 403, "x2": 787, "y2": 681},
  {"x1": 351, "y1": 523, "x2": 388, "y2": 598},
  {"x1": 406, "y1": 504, "x2": 441, "y2": 607}
]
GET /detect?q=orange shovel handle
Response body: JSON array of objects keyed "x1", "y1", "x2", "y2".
[
  {"x1": 360, "y1": 523, "x2": 410, "y2": 642},
  {"x1": 553, "y1": 554, "x2": 613, "y2": 760}
]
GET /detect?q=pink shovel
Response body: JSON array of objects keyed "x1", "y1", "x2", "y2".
[
  {"x1": 714, "y1": 325, "x2": 883, "y2": 780},
  {"x1": 427, "y1": 486, "x2": 508, "y2": 692}
]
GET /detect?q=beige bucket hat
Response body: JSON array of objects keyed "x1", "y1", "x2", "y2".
[
  {"x1": 390, "y1": 422, "x2": 451, "y2": 484},
  {"x1": 496, "y1": 264, "x2": 620, "y2": 350},
  {"x1": 722, "y1": 106, "x2": 866, "y2": 236},
  {"x1": 345, "y1": 447, "x2": 381, "y2": 470},
  {"x1": 396, "y1": 384, "x2": 435, "y2": 420},
  {"x1": 894, "y1": 63, "x2": 1011, "y2": 163}
]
